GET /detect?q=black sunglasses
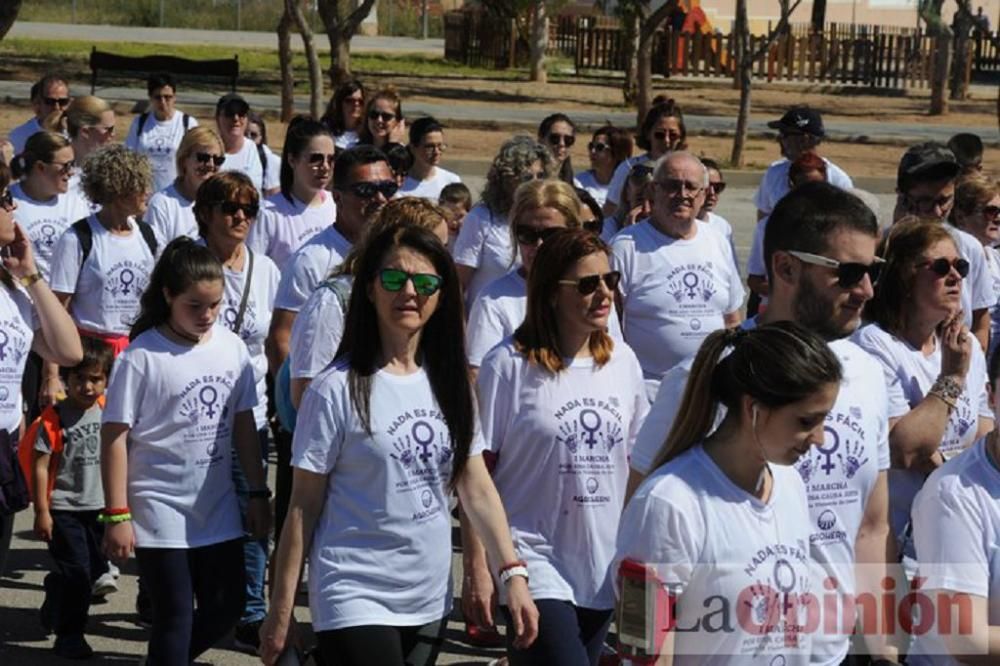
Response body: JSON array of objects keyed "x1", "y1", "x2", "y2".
[
  {"x1": 558, "y1": 271, "x2": 622, "y2": 295},
  {"x1": 921, "y1": 257, "x2": 970, "y2": 279},
  {"x1": 588, "y1": 141, "x2": 610, "y2": 153},
  {"x1": 42, "y1": 96, "x2": 71, "y2": 107},
  {"x1": 308, "y1": 153, "x2": 335, "y2": 168},
  {"x1": 196, "y1": 152, "x2": 225, "y2": 167},
  {"x1": 547, "y1": 133, "x2": 575, "y2": 148},
  {"x1": 582, "y1": 220, "x2": 603, "y2": 235},
  {"x1": 218, "y1": 201, "x2": 259, "y2": 218},
  {"x1": 515, "y1": 225, "x2": 562, "y2": 246},
  {"x1": 788, "y1": 251, "x2": 884, "y2": 288},
  {"x1": 368, "y1": 110, "x2": 396, "y2": 122},
  {"x1": 708, "y1": 182, "x2": 727, "y2": 195},
  {"x1": 379, "y1": 269, "x2": 443, "y2": 296},
  {"x1": 0, "y1": 189, "x2": 14, "y2": 210},
  {"x1": 345, "y1": 180, "x2": 399, "y2": 199}
]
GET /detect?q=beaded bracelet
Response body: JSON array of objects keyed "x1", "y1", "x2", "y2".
[
  {"x1": 102, "y1": 507, "x2": 131, "y2": 516},
  {"x1": 98, "y1": 511, "x2": 132, "y2": 524}
]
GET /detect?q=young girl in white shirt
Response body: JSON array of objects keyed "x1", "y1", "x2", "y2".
[
  {"x1": 100, "y1": 238, "x2": 269, "y2": 666},
  {"x1": 615, "y1": 321, "x2": 842, "y2": 665}
]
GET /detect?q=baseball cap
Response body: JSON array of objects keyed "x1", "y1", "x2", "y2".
[
  {"x1": 216, "y1": 93, "x2": 249, "y2": 116},
  {"x1": 897, "y1": 142, "x2": 960, "y2": 188},
  {"x1": 767, "y1": 107, "x2": 825, "y2": 138}
]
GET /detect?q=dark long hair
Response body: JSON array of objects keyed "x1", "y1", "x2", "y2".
[
  {"x1": 650, "y1": 321, "x2": 842, "y2": 469},
  {"x1": 334, "y1": 225, "x2": 475, "y2": 486},
  {"x1": 637, "y1": 99, "x2": 687, "y2": 153},
  {"x1": 538, "y1": 113, "x2": 577, "y2": 185},
  {"x1": 130, "y1": 238, "x2": 224, "y2": 341},
  {"x1": 0, "y1": 161, "x2": 14, "y2": 290},
  {"x1": 322, "y1": 78, "x2": 366, "y2": 136},
  {"x1": 280, "y1": 115, "x2": 333, "y2": 204}
]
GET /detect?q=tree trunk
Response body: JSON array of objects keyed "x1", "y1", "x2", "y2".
[
  {"x1": 949, "y1": 5, "x2": 975, "y2": 100},
  {"x1": 317, "y1": 0, "x2": 377, "y2": 88},
  {"x1": 731, "y1": 0, "x2": 751, "y2": 167},
  {"x1": 810, "y1": 0, "x2": 827, "y2": 34},
  {"x1": 0, "y1": 0, "x2": 22, "y2": 41},
  {"x1": 621, "y1": 5, "x2": 640, "y2": 105},
  {"x1": 529, "y1": 1, "x2": 548, "y2": 83},
  {"x1": 930, "y1": 33, "x2": 951, "y2": 114},
  {"x1": 636, "y1": 0, "x2": 677, "y2": 124},
  {"x1": 277, "y1": 9, "x2": 295, "y2": 122},
  {"x1": 287, "y1": 0, "x2": 323, "y2": 118},
  {"x1": 326, "y1": 28, "x2": 352, "y2": 87}
]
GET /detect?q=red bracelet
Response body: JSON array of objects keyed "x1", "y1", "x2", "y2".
[
  {"x1": 498, "y1": 559, "x2": 527, "y2": 576},
  {"x1": 103, "y1": 507, "x2": 131, "y2": 516}
]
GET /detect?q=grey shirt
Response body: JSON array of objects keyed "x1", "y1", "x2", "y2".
[{"x1": 34, "y1": 402, "x2": 104, "y2": 511}]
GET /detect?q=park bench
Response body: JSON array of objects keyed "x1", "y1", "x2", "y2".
[{"x1": 89, "y1": 47, "x2": 240, "y2": 94}]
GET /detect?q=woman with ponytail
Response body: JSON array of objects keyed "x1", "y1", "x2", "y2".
[
  {"x1": 101, "y1": 237, "x2": 268, "y2": 665},
  {"x1": 247, "y1": 116, "x2": 336, "y2": 271},
  {"x1": 61, "y1": 96, "x2": 116, "y2": 212},
  {"x1": 614, "y1": 322, "x2": 841, "y2": 664}
]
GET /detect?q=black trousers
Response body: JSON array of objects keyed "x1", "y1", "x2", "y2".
[{"x1": 46, "y1": 509, "x2": 107, "y2": 636}]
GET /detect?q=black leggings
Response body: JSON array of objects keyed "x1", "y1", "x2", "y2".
[
  {"x1": 503, "y1": 599, "x2": 613, "y2": 666},
  {"x1": 316, "y1": 616, "x2": 447, "y2": 666},
  {"x1": 135, "y1": 538, "x2": 245, "y2": 666}
]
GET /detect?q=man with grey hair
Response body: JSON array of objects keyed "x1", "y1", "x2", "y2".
[{"x1": 610, "y1": 151, "x2": 744, "y2": 400}]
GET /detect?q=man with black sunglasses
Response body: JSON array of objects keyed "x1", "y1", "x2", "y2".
[
  {"x1": 629, "y1": 182, "x2": 900, "y2": 666},
  {"x1": 7, "y1": 73, "x2": 71, "y2": 155},
  {"x1": 894, "y1": 142, "x2": 993, "y2": 352}
]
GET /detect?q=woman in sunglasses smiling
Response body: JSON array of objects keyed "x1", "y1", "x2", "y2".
[
  {"x1": 575, "y1": 125, "x2": 632, "y2": 209},
  {"x1": 538, "y1": 113, "x2": 577, "y2": 185},
  {"x1": 855, "y1": 218, "x2": 993, "y2": 571},
  {"x1": 950, "y1": 175, "x2": 1000, "y2": 358},
  {"x1": 248, "y1": 116, "x2": 336, "y2": 271},
  {"x1": 470, "y1": 228, "x2": 647, "y2": 666},
  {"x1": 262, "y1": 223, "x2": 539, "y2": 666},
  {"x1": 146, "y1": 126, "x2": 225, "y2": 244},
  {"x1": 358, "y1": 87, "x2": 405, "y2": 151}
]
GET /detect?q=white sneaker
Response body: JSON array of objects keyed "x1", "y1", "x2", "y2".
[
  {"x1": 107, "y1": 561, "x2": 120, "y2": 578},
  {"x1": 91, "y1": 571, "x2": 119, "y2": 597}
]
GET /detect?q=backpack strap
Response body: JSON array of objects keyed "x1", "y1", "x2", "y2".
[
  {"x1": 182, "y1": 113, "x2": 191, "y2": 131},
  {"x1": 137, "y1": 111, "x2": 150, "y2": 139},
  {"x1": 17, "y1": 405, "x2": 64, "y2": 502},
  {"x1": 230, "y1": 249, "x2": 254, "y2": 335},
  {"x1": 319, "y1": 275, "x2": 351, "y2": 312},
  {"x1": 257, "y1": 143, "x2": 268, "y2": 185},
  {"x1": 135, "y1": 219, "x2": 159, "y2": 257},
  {"x1": 71, "y1": 217, "x2": 94, "y2": 273}
]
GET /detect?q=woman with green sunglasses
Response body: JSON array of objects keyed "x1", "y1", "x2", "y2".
[{"x1": 262, "y1": 222, "x2": 538, "y2": 666}]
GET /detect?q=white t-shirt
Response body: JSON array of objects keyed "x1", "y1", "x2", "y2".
[
  {"x1": 10, "y1": 182, "x2": 91, "y2": 280},
  {"x1": 451, "y1": 203, "x2": 515, "y2": 307},
  {"x1": 985, "y1": 246, "x2": 1000, "y2": 361},
  {"x1": 145, "y1": 184, "x2": 198, "y2": 245},
  {"x1": 851, "y1": 322, "x2": 992, "y2": 550},
  {"x1": 466, "y1": 269, "x2": 624, "y2": 367},
  {"x1": 125, "y1": 111, "x2": 198, "y2": 193},
  {"x1": 0, "y1": 285, "x2": 37, "y2": 434},
  {"x1": 292, "y1": 362, "x2": 484, "y2": 630},
  {"x1": 49, "y1": 214, "x2": 157, "y2": 335},
  {"x1": 273, "y1": 224, "x2": 352, "y2": 313},
  {"x1": 574, "y1": 170, "x2": 611, "y2": 208},
  {"x1": 945, "y1": 223, "x2": 994, "y2": 328},
  {"x1": 909, "y1": 438, "x2": 1000, "y2": 666},
  {"x1": 703, "y1": 212, "x2": 739, "y2": 274},
  {"x1": 261, "y1": 144, "x2": 281, "y2": 192},
  {"x1": 334, "y1": 130, "x2": 359, "y2": 150},
  {"x1": 221, "y1": 138, "x2": 265, "y2": 193},
  {"x1": 615, "y1": 445, "x2": 814, "y2": 665},
  {"x1": 8, "y1": 117, "x2": 43, "y2": 155},
  {"x1": 66, "y1": 174, "x2": 98, "y2": 215},
  {"x1": 214, "y1": 248, "x2": 280, "y2": 430},
  {"x1": 478, "y1": 340, "x2": 648, "y2": 609},
  {"x1": 398, "y1": 167, "x2": 461, "y2": 202},
  {"x1": 753, "y1": 157, "x2": 854, "y2": 216},
  {"x1": 102, "y1": 327, "x2": 257, "y2": 548},
  {"x1": 289, "y1": 275, "x2": 352, "y2": 380},
  {"x1": 248, "y1": 191, "x2": 336, "y2": 271},
  {"x1": 605, "y1": 154, "x2": 649, "y2": 208},
  {"x1": 611, "y1": 220, "x2": 744, "y2": 398}
]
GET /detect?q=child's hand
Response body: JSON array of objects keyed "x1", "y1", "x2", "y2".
[
  {"x1": 34, "y1": 509, "x2": 53, "y2": 541},
  {"x1": 103, "y1": 521, "x2": 135, "y2": 564}
]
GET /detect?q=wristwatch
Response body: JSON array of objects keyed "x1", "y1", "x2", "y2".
[{"x1": 18, "y1": 273, "x2": 42, "y2": 288}]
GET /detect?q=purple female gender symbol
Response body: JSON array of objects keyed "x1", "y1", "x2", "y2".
[
  {"x1": 578, "y1": 409, "x2": 602, "y2": 449},
  {"x1": 682, "y1": 272, "x2": 699, "y2": 299},
  {"x1": 40, "y1": 224, "x2": 57, "y2": 247},
  {"x1": 411, "y1": 421, "x2": 435, "y2": 464},
  {"x1": 223, "y1": 307, "x2": 238, "y2": 331},
  {"x1": 119, "y1": 268, "x2": 136, "y2": 295},
  {"x1": 773, "y1": 558, "x2": 798, "y2": 617},
  {"x1": 199, "y1": 385, "x2": 219, "y2": 418},
  {"x1": 816, "y1": 425, "x2": 840, "y2": 475}
]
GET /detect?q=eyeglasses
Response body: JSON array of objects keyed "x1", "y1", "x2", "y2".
[
  {"x1": 582, "y1": 219, "x2": 603, "y2": 235},
  {"x1": 42, "y1": 96, "x2": 71, "y2": 107},
  {"x1": 421, "y1": 143, "x2": 447, "y2": 154},
  {"x1": 787, "y1": 250, "x2": 885, "y2": 288},
  {"x1": 515, "y1": 225, "x2": 562, "y2": 246},
  {"x1": 217, "y1": 201, "x2": 259, "y2": 218},
  {"x1": 919, "y1": 257, "x2": 970, "y2": 279},
  {"x1": 558, "y1": 271, "x2": 621, "y2": 295},
  {"x1": 246, "y1": 131, "x2": 261, "y2": 141},
  {"x1": 707, "y1": 182, "x2": 727, "y2": 195},
  {"x1": 45, "y1": 160, "x2": 75, "y2": 176},
  {"x1": 368, "y1": 110, "x2": 396, "y2": 123},
  {"x1": 195, "y1": 152, "x2": 225, "y2": 167},
  {"x1": 547, "y1": 133, "x2": 575, "y2": 148},
  {"x1": 308, "y1": 153, "x2": 335, "y2": 168},
  {"x1": 345, "y1": 180, "x2": 399, "y2": 199},
  {"x1": 89, "y1": 125, "x2": 115, "y2": 137},
  {"x1": 652, "y1": 130, "x2": 679, "y2": 143},
  {"x1": 0, "y1": 189, "x2": 14, "y2": 210},
  {"x1": 655, "y1": 178, "x2": 704, "y2": 195},
  {"x1": 587, "y1": 141, "x2": 610, "y2": 153},
  {"x1": 344, "y1": 96, "x2": 364, "y2": 106},
  {"x1": 378, "y1": 268, "x2": 443, "y2": 296}
]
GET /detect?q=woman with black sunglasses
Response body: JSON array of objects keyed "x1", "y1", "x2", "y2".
[
  {"x1": 854, "y1": 218, "x2": 993, "y2": 574},
  {"x1": 146, "y1": 127, "x2": 225, "y2": 245},
  {"x1": 358, "y1": 87, "x2": 405, "y2": 151},
  {"x1": 538, "y1": 113, "x2": 577, "y2": 185},
  {"x1": 320, "y1": 79, "x2": 366, "y2": 151},
  {"x1": 575, "y1": 125, "x2": 632, "y2": 209},
  {"x1": 469, "y1": 228, "x2": 647, "y2": 666},
  {"x1": 247, "y1": 116, "x2": 336, "y2": 271},
  {"x1": 261, "y1": 223, "x2": 538, "y2": 666}
]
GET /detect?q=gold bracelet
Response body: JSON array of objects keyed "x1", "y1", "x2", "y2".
[{"x1": 18, "y1": 272, "x2": 42, "y2": 288}]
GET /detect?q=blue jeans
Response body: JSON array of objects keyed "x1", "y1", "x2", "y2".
[
  {"x1": 502, "y1": 599, "x2": 613, "y2": 666},
  {"x1": 231, "y1": 426, "x2": 270, "y2": 625}
]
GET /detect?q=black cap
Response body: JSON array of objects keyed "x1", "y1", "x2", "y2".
[
  {"x1": 897, "y1": 142, "x2": 960, "y2": 188},
  {"x1": 216, "y1": 93, "x2": 249, "y2": 116},
  {"x1": 767, "y1": 107, "x2": 825, "y2": 138}
]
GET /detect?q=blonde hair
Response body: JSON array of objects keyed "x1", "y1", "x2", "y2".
[
  {"x1": 507, "y1": 178, "x2": 583, "y2": 265},
  {"x1": 952, "y1": 174, "x2": 1000, "y2": 225},
  {"x1": 175, "y1": 126, "x2": 224, "y2": 179},
  {"x1": 60, "y1": 96, "x2": 112, "y2": 138},
  {"x1": 82, "y1": 144, "x2": 152, "y2": 204}
]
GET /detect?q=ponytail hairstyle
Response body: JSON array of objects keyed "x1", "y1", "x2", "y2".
[
  {"x1": 130, "y1": 237, "x2": 224, "y2": 341},
  {"x1": 12, "y1": 131, "x2": 71, "y2": 181},
  {"x1": 62, "y1": 95, "x2": 112, "y2": 139},
  {"x1": 650, "y1": 321, "x2": 842, "y2": 469},
  {"x1": 334, "y1": 223, "x2": 474, "y2": 487},
  {"x1": 514, "y1": 229, "x2": 614, "y2": 373},
  {"x1": 280, "y1": 115, "x2": 333, "y2": 204},
  {"x1": 0, "y1": 160, "x2": 15, "y2": 290}
]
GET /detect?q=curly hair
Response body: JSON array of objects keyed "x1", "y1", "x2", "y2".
[
  {"x1": 81, "y1": 144, "x2": 152, "y2": 205},
  {"x1": 481, "y1": 136, "x2": 554, "y2": 217}
]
